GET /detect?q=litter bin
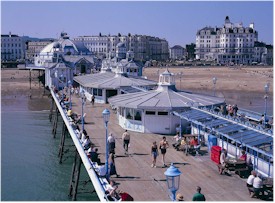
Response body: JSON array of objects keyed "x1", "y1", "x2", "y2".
[
  {"x1": 208, "y1": 134, "x2": 217, "y2": 151},
  {"x1": 211, "y1": 145, "x2": 222, "y2": 164}
]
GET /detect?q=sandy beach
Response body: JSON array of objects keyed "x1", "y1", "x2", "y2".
[
  {"x1": 1, "y1": 66, "x2": 273, "y2": 113},
  {"x1": 144, "y1": 66, "x2": 273, "y2": 113}
]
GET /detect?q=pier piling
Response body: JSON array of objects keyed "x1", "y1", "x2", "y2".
[
  {"x1": 52, "y1": 105, "x2": 59, "y2": 138},
  {"x1": 69, "y1": 149, "x2": 82, "y2": 201},
  {"x1": 58, "y1": 121, "x2": 68, "y2": 163}
]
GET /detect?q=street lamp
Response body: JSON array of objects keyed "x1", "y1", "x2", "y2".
[
  {"x1": 102, "y1": 108, "x2": 110, "y2": 180},
  {"x1": 164, "y1": 163, "x2": 182, "y2": 201},
  {"x1": 212, "y1": 77, "x2": 217, "y2": 96},
  {"x1": 80, "y1": 89, "x2": 85, "y2": 131},
  {"x1": 264, "y1": 83, "x2": 269, "y2": 127},
  {"x1": 68, "y1": 80, "x2": 72, "y2": 109},
  {"x1": 178, "y1": 72, "x2": 183, "y2": 90}
]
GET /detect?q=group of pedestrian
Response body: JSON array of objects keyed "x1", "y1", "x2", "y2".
[{"x1": 176, "y1": 186, "x2": 206, "y2": 201}]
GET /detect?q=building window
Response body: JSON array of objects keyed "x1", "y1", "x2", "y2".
[
  {"x1": 157, "y1": 111, "x2": 168, "y2": 116},
  {"x1": 145, "y1": 111, "x2": 155, "y2": 115}
]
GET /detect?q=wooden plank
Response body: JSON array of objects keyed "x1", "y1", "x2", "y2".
[{"x1": 68, "y1": 94, "x2": 265, "y2": 201}]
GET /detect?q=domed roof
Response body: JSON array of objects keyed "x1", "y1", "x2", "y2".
[{"x1": 39, "y1": 32, "x2": 90, "y2": 55}]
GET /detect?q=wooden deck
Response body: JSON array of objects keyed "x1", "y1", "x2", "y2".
[{"x1": 70, "y1": 94, "x2": 261, "y2": 201}]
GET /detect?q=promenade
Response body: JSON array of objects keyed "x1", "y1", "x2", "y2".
[{"x1": 70, "y1": 94, "x2": 260, "y2": 201}]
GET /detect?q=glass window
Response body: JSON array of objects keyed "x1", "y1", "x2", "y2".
[
  {"x1": 93, "y1": 88, "x2": 97, "y2": 96},
  {"x1": 146, "y1": 111, "x2": 155, "y2": 115},
  {"x1": 134, "y1": 110, "x2": 142, "y2": 121},
  {"x1": 126, "y1": 108, "x2": 133, "y2": 120},
  {"x1": 98, "y1": 89, "x2": 102, "y2": 96},
  {"x1": 158, "y1": 112, "x2": 168, "y2": 116}
]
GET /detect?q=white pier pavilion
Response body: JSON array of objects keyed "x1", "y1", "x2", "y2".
[
  {"x1": 73, "y1": 66, "x2": 157, "y2": 104},
  {"x1": 109, "y1": 70, "x2": 225, "y2": 134}
]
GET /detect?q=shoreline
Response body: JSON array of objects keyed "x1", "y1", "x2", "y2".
[
  {"x1": 1, "y1": 69, "x2": 51, "y2": 112},
  {"x1": 1, "y1": 67, "x2": 273, "y2": 114}
]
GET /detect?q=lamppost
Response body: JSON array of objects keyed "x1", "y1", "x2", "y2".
[
  {"x1": 102, "y1": 108, "x2": 110, "y2": 180},
  {"x1": 264, "y1": 83, "x2": 269, "y2": 127},
  {"x1": 212, "y1": 77, "x2": 217, "y2": 96},
  {"x1": 80, "y1": 90, "x2": 85, "y2": 131},
  {"x1": 164, "y1": 163, "x2": 182, "y2": 201},
  {"x1": 68, "y1": 80, "x2": 72, "y2": 109},
  {"x1": 178, "y1": 72, "x2": 183, "y2": 90}
]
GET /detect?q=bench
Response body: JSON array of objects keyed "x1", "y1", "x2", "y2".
[{"x1": 235, "y1": 167, "x2": 249, "y2": 178}]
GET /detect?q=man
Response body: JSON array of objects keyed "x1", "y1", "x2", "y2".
[
  {"x1": 122, "y1": 130, "x2": 130, "y2": 155},
  {"x1": 159, "y1": 136, "x2": 169, "y2": 167},
  {"x1": 246, "y1": 170, "x2": 256, "y2": 194},
  {"x1": 108, "y1": 133, "x2": 116, "y2": 154},
  {"x1": 251, "y1": 173, "x2": 263, "y2": 198},
  {"x1": 219, "y1": 149, "x2": 227, "y2": 175},
  {"x1": 192, "y1": 186, "x2": 206, "y2": 201}
]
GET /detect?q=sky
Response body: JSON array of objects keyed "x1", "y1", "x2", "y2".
[{"x1": 1, "y1": 1, "x2": 273, "y2": 47}]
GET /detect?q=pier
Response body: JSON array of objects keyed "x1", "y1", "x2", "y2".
[{"x1": 48, "y1": 88, "x2": 271, "y2": 201}]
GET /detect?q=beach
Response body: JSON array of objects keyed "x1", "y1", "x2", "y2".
[
  {"x1": 1, "y1": 66, "x2": 273, "y2": 113},
  {"x1": 1, "y1": 69, "x2": 50, "y2": 112},
  {"x1": 143, "y1": 66, "x2": 273, "y2": 113}
]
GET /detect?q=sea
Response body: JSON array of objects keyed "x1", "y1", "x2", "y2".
[{"x1": 1, "y1": 110, "x2": 99, "y2": 201}]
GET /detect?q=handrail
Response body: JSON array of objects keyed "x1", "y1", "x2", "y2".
[{"x1": 51, "y1": 89, "x2": 108, "y2": 202}]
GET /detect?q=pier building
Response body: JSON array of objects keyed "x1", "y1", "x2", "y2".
[
  {"x1": 173, "y1": 107, "x2": 273, "y2": 177},
  {"x1": 108, "y1": 69, "x2": 225, "y2": 134},
  {"x1": 30, "y1": 32, "x2": 99, "y2": 89},
  {"x1": 73, "y1": 65, "x2": 157, "y2": 104}
]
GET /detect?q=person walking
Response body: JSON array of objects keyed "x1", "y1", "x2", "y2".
[
  {"x1": 151, "y1": 141, "x2": 159, "y2": 168},
  {"x1": 122, "y1": 130, "x2": 130, "y2": 155},
  {"x1": 91, "y1": 95, "x2": 95, "y2": 106},
  {"x1": 159, "y1": 136, "x2": 169, "y2": 167},
  {"x1": 108, "y1": 133, "x2": 116, "y2": 155},
  {"x1": 192, "y1": 186, "x2": 206, "y2": 201}
]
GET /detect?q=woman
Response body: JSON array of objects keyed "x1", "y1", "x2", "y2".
[
  {"x1": 159, "y1": 136, "x2": 169, "y2": 167},
  {"x1": 151, "y1": 141, "x2": 159, "y2": 168}
]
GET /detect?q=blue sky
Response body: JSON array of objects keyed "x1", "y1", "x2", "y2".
[{"x1": 1, "y1": 1, "x2": 273, "y2": 46}]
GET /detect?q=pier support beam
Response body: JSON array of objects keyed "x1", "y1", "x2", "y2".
[
  {"x1": 49, "y1": 97, "x2": 54, "y2": 122},
  {"x1": 58, "y1": 121, "x2": 68, "y2": 163},
  {"x1": 69, "y1": 149, "x2": 82, "y2": 201},
  {"x1": 52, "y1": 105, "x2": 59, "y2": 138}
]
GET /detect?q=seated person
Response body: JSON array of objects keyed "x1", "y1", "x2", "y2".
[
  {"x1": 172, "y1": 133, "x2": 182, "y2": 149},
  {"x1": 189, "y1": 137, "x2": 201, "y2": 155},
  {"x1": 247, "y1": 170, "x2": 256, "y2": 194},
  {"x1": 90, "y1": 148, "x2": 101, "y2": 165},
  {"x1": 83, "y1": 135, "x2": 91, "y2": 150},
  {"x1": 251, "y1": 173, "x2": 263, "y2": 198},
  {"x1": 178, "y1": 137, "x2": 188, "y2": 154},
  {"x1": 105, "y1": 180, "x2": 121, "y2": 201},
  {"x1": 239, "y1": 150, "x2": 247, "y2": 162}
]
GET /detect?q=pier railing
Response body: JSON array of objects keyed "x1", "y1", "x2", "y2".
[{"x1": 50, "y1": 89, "x2": 109, "y2": 201}]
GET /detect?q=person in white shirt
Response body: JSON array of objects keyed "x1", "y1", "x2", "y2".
[
  {"x1": 246, "y1": 171, "x2": 256, "y2": 194},
  {"x1": 251, "y1": 173, "x2": 263, "y2": 198},
  {"x1": 219, "y1": 149, "x2": 227, "y2": 174},
  {"x1": 108, "y1": 133, "x2": 116, "y2": 154}
]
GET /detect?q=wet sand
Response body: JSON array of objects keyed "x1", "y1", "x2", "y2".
[{"x1": 1, "y1": 69, "x2": 51, "y2": 111}]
